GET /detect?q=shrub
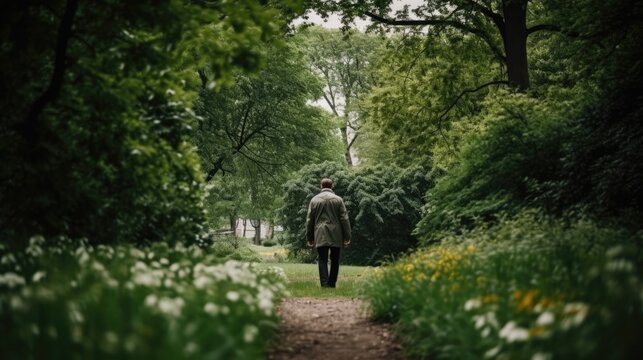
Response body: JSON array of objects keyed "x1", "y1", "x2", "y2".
[
  {"x1": 280, "y1": 161, "x2": 431, "y2": 265},
  {"x1": 209, "y1": 236, "x2": 262, "y2": 262},
  {"x1": 0, "y1": 237, "x2": 287, "y2": 359},
  {"x1": 364, "y1": 211, "x2": 642, "y2": 359},
  {"x1": 415, "y1": 92, "x2": 578, "y2": 243},
  {"x1": 261, "y1": 240, "x2": 277, "y2": 247}
]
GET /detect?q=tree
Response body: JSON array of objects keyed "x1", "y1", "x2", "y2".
[
  {"x1": 297, "y1": 27, "x2": 381, "y2": 165},
  {"x1": 193, "y1": 42, "x2": 342, "y2": 181},
  {"x1": 193, "y1": 42, "x2": 343, "y2": 235},
  {"x1": 306, "y1": 0, "x2": 589, "y2": 90},
  {"x1": 0, "y1": 0, "x2": 299, "y2": 244},
  {"x1": 355, "y1": 31, "x2": 500, "y2": 170}
]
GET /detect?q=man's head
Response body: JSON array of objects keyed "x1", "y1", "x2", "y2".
[{"x1": 320, "y1": 178, "x2": 333, "y2": 189}]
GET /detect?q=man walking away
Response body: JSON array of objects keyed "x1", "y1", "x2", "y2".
[{"x1": 306, "y1": 178, "x2": 351, "y2": 288}]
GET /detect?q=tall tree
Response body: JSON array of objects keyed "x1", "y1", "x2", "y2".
[
  {"x1": 0, "y1": 0, "x2": 297, "y2": 244},
  {"x1": 193, "y1": 42, "x2": 343, "y2": 234},
  {"x1": 193, "y1": 43, "x2": 342, "y2": 182},
  {"x1": 307, "y1": 0, "x2": 587, "y2": 90},
  {"x1": 298, "y1": 27, "x2": 380, "y2": 165}
]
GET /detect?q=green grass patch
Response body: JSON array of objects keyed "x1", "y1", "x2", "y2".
[{"x1": 255, "y1": 262, "x2": 373, "y2": 298}]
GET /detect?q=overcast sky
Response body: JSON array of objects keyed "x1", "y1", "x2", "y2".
[{"x1": 291, "y1": 0, "x2": 426, "y2": 30}]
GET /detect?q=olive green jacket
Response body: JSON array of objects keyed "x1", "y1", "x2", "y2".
[{"x1": 306, "y1": 188, "x2": 351, "y2": 248}]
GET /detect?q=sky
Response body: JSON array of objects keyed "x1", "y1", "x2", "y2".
[{"x1": 292, "y1": 0, "x2": 426, "y2": 30}]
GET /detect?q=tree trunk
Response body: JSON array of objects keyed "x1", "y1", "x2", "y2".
[
  {"x1": 242, "y1": 219, "x2": 247, "y2": 237},
  {"x1": 502, "y1": 0, "x2": 529, "y2": 90},
  {"x1": 340, "y1": 123, "x2": 353, "y2": 166},
  {"x1": 229, "y1": 215, "x2": 237, "y2": 236},
  {"x1": 267, "y1": 221, "x2": 274, "y2": 239},
  {"x1": 253, "y1": 219, "x2": 261, "y2": 245}
]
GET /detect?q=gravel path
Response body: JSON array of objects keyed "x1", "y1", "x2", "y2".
[{"x1": 268, "y1": 298, "x2": 404, "y2": 360}]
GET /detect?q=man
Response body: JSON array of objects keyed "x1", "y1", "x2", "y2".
[{"x1": 306, "y1": 178, "x2": 351, "y2": 288}]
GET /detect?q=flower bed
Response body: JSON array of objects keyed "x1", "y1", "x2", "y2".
[
  {"x1": 363, "y1": 213, "x2": 642, "y2": 359},
  {"x1": 0, "y1": 237, "x2": 288, "y2": 359}
]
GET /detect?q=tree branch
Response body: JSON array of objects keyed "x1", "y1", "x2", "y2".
[
  {"x1": 347, "y1": 133, "x2": 359, "y2": 150},
  {"x1": 437, "y1": 80, "x2": 509, "y2": 123},
  {"x1": 21, "y1": 0, "x2": 79, "y2": 143},
  {"x1": 364, "y1": 11, "x2": 505, "y2": 62},
  {"x1": 463, "y1": 0, "x2": 505, "y2": 35}
]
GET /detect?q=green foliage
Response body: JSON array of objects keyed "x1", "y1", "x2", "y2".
[
  {"x1": 296, "y1": 26, "x2": 382, "y2": 165},
  {"x1": 357, "y1": 31, "x2": 500, "y2": 169},
  {"x1": 415, "y1": 90, "x2": 585, "y2": 242},
  {"x1": 0, "y1": 1, "x2": 300, "y2": 245},
  {"x1": 553, "y1": 77, "x2": 643, "y2": 221},
  {"x1": 261, "y1": 240, "x2": 278, "y2": 247},
  {"x1": 0, "y1": 237, "x2": 288, "y2": 359},
  {"x1": 364, "y1": 211, "x2": 643, "y2": 359},
  {"x1": 193, "y1": 41, "x2": 343, "y2": 224},
  {"x1": 209, "y1": 236, "x2": 263, "y2": 262},
  {"x1": 281, "y1": 161, "x2": 432, "y2": 265}
]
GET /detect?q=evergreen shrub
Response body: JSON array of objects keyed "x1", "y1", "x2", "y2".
[{"x1": 280, "y1": 162, "x2": 431, "y2": 265}]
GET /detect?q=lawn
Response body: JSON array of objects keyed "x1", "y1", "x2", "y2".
[{"x1": 255, "y1": 262, "x2": 374, "y2": 298}]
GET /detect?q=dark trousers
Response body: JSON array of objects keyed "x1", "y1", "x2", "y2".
[{"x1": 317, "y1": 246, "x2": 340, "y2": 287}]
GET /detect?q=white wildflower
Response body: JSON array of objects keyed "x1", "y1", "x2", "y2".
[
  {"x1": 484, "y1": 346, "x2": 501, "y2": 358},
  {"x1": 536, "y1": 311, "x2": 555, "y2": 326},
  {"x1": 532, "y1": 352, "x2": 551, "y2": 360},
  {"x1": 145, "y1": 294, "x2": 158, "y2": 307},
  {"x1": 243, "y1": 325, "x2": 259, "y2": 343},
  {"x1": 473, "y1": 315, "x2": 486, "y2": 329},
  {"x1": 562, "y1": 303, "x2": 589, "y2": 329},
  {"x1": 204, "y1": 302, "x2": 219, "y2": 315},
  {"x1": 0, "y1": 272, "x2": 26, "y2": 288},
  {"x1": 157, "y1": 297, "x2": 185, "y2": 317},
  {"x1": 464, "y1": 298, "x2": 482, "y2": 311},
  {"x1": 194, "y1": 276, "x2": 210, "y2": 289},
  {"x1": 1, "y1": 253, "x2": 16, "y2": 265},
  {"x1": 226, "y1": 291, "x2": 240, "y2": 302},
  {"x1": 499, "y1": 321, "x2": 529, "y2": 343}
]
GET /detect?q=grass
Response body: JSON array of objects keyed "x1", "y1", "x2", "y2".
[
  {"x1": 248, "y1": 243, "x2": 287, "y2": 262},
  {"x1": 255, "y1": 262, "x2": 374, "y2": 298}
]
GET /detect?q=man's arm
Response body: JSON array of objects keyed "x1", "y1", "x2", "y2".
[
  {"x1": 339, "y1": 200, "x2": 351, "y2": 245},
  {"x1": 306, "y1": 201, "x2": 315, "y2": 246}
]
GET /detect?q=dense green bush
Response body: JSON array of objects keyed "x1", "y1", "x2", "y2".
[
  {"x1": 261, "y1": 240, "x2": 277, "y2": 247},
  {"x1": 550, "y1": 77, "x2": 643, "y2": 223},
  {"x1": 280, "y1": 161, "x2": 431, "y2": 265},
  {"x1": 364, "y1": 211, "x2": 643, "y2": 359},
  {"x1": 209, "y1": 236, "x2": 262, "y2": 262},
  {"x1": 415, "y1": 91, "x2": 579, "y2": 243},
  {"x1": 0, "y1": 237, "x2": 287, "y2": 359}
]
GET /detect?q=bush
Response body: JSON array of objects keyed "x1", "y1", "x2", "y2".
[
  {"x1": 209, "y1": 236, "x2": 262, "y2": 262},
  {"x1": 261, "y1": 240, "x2": 277, "y2": 247},
  {"x1": 281, "y1": 161, "x2": 432, "y2": 265},
  {"x1": 415, "y1": 92, "x2": 578, "y2": 243},
  {"x1": 364, "y1": 211, "x2": 643, "y2": 359},
  {"x1": 0, "y1": 237, "x2": 287, "y2": 359}
]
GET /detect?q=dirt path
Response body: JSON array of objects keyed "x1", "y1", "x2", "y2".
[{"x1": 268, "y1": 298, "x2": 404, "y2": 360}]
